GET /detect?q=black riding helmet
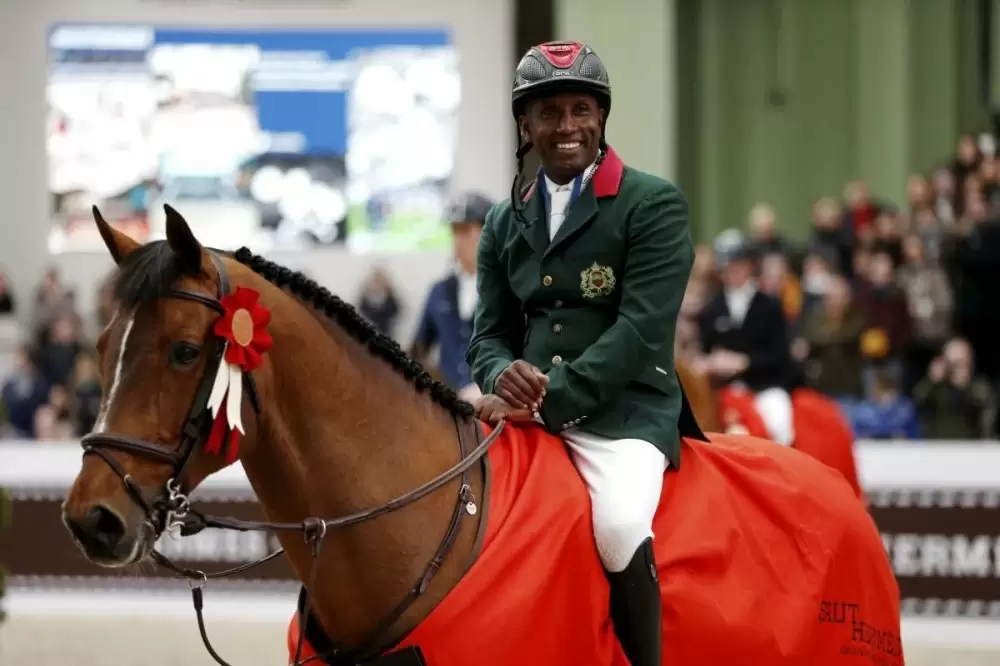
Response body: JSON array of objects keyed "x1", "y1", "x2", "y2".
[
  {"x1": 509, "y1": 41, "x2": 612, "y2": 219},
  {"x1": 511, "y1": 41, "x2": 611, "y2": 120}
]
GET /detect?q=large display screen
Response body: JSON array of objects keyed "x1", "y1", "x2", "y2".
[{"x1": 46, "y1": 23, "x2": 459, "y2": 253}]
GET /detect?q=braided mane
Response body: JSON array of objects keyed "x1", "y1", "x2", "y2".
[
  {"x1": 231, "y1": 248, "x2": 475, "y2": 418},
  {"x1": 110, "y1": 239, "x2": 473, "y2": 419}
]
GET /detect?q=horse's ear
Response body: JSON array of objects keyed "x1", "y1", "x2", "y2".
[
  {"x1": 164, "y1": 204, "x2": 203, "y2": 274},
  {"x1": 93, "y1": 206, "x2": 140, "y2": 265}
]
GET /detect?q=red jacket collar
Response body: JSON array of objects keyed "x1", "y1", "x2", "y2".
[{"x1": 522, "y1": 145, "x2": 624, "y2": 202}]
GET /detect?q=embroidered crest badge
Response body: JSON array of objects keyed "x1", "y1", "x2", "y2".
[{"x1": 580, "y1": 262, "x2": 616, "y2": 299}]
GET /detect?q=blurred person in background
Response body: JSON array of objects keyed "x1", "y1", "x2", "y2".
[
  {"x1": 871, "y1": 208, "x2": 903, "y2": 267},
  {"x1": 697, "y1": 230, "x2": 795, "y2": 445},
  {"x1": 0, "y1": 345, "x2": 50, "y2": 438},
  {"x1": 794, "y1": 274, "x2": 865, "y2": 401},
  {"x1": 36, "y1": 312, "x2": 83, "y2": 387},
  {"x1": 0, "y1": 270, "x2": 15, "y2": 315},
  {"x1": 35, "y1": 385, "x2": 75, "y2": 441},
  {"x1": 809, "y1": 196, "x2": 852, "y2": 278},
  {"x1": 409, "y1": 192, "x2": 494, "y2": 401},
  {"x1": 72, "y1": 352, "x2": 103, "y2": 435},
  {"x1": 913, "y1": 337, "x2": 996, "y2": 440},
  {"x1": 799, "y1": 248, "x2": 838, "y2": 323},
  {"x1": 357, "y1": 266, "x2": 401, "y2": 339},
  {"x1": 855, "y1": 250, "x2": 911, "y2": 395},
  {"x1": 931, "y1": 167, "x2": 956, "y2": 225},
  {"x1": 30, "y1": 265, "x2": 75, "y2": 340},
  {"x1": 675, "y1": 278, "x2": 708, "y2": 368},
  {"x1": 950, "y1": 134, "x2": 982, "y2": 215},
  {"x1": 841, "y1": 180, "x2": 882, "y2": 240},
  {"x1": 851, "y1": 246, "x2": 874, "y2": 290},
  {"x1": 979, "y1": 155, "x2": 999, "y2": 210},
  {"x1": 906, "y1": 173, "x2": 933, "y2": 217},
  {"x1": 897, "y1": 234, "x2": 952, "y2": 394},
  {"x1": 911, "y1": 207, "x2": 944, "y2": 263},
  {"x1": 757, "y1": 252, "x2": 802, "y2": 328},
  {"x1": 948, "y1": 200, "x2": 1000, "y2": 390},
  {"x1": 848, "y1": 366, "x2": 921, "y2": 440},
  {"x1": 690, "y1": 243, "x2": 720, "y2": 297},
  {"x1": 746, "y1": 202, "x2": 789, "y2": 257}
]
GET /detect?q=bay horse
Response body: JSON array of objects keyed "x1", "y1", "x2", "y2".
[{"x1": 62, "y1": 206, "x2": 903, "y2": 666}]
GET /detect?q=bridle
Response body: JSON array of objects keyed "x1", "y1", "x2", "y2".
[{"x1": 79, "y1": 250, "x2": 502, "y2": 666}]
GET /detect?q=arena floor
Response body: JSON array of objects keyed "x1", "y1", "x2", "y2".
[{"x1": 1, "y1": 589, "x2": 997, "y2": 665}]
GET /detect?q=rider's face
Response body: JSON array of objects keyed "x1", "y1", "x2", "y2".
[{"x1": 520, "y1": 93, "x2": 604, "y2": 185}]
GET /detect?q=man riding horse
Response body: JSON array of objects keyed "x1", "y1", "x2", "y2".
[{"x1": 467, "y1": 40, "x2": 702, "y2": 666}]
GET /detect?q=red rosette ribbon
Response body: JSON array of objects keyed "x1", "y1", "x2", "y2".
[{"x1": 204, "y1": 287, "x2": 272, "y2": 464}]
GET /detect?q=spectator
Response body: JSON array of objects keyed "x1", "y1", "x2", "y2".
[
  {"x1": 799, "y1": 248, "x2": 837, "y2": 323},
  {"x1": 35, "y1": 385, "x2": 75, "y2": 441},
  {"x1": 851, "y1": 246, "x2": 874, "y2": 290},
  {"x1": 911, "y1": 207, "x2": 944, "y2": 263},
  {"x1": 906, "y1": 173, "x2": 933, "y2": 217},
  {"x1": 691, "y1": 243, "x2": 719, "y2": 296},
  {"x1": 30, "y1": 265, "x2": 74, "y2": 340},
  {"x1": 848, "y1": 367, "x2": 921, "y2": 440},
  {"x1": 0, "y1": 345, "x2": 50, "y2": 438},
  {"x1": 931, "y1": 168, "x2": 956, "y2": 226},
  {"x1": 697, "y1": 230, "x2": 796, "y2": 445},
  {"x1": 897, "y1": 234, "x2": 953, "y2": 393},
  {"x1": 950, "y1": 134, "x2": 982, "y2": 215},
  {"x1": 36, "y1": 313, "x2": 83, "y2": 387},
  {"x1": 913, "y1": 337, "x2": 996, "y2": 440},
  {"x1": 842, "y1": 180, "x2": 882, "y2": 239},
  {"x1": 949, "y1": 205, "x2": 1000, "y2": 387},
  {"x1": 855, "y1": 251, "x2": 911, "y2": 391},
  {"x1": 747, "y1": 202, "x2": 788, "y2": 257},
  {"x1": 758, "y1": 252, "x2": 802, "y2": 324},
  {"x1": 809, "y1": 196, "x2": 852, "y2": 277},
  {"x1": 981, "y1": 156, "x2": 999, "y2": 211},
  {"x1": 872, "y1": 209, "x2": 903, "y2": 267},
  {"x1": 795, "y1": 274, "x2": 865, "y2": 400},
  {"x1": 0, "y1": 271, "x2": 14, "y2": 315},
  {"x1": 72, "y1": 352, "x2": 102, "y2": 435},
  {"x1": 409, "y1": 192, "x2": 492, "y2": 399},
  {"x1": 357, "y1": 266, "x2": 401, "y2": 339}
]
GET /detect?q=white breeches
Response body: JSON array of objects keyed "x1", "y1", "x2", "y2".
[
  {"x1": 561, "y1": 429, "x2": 668, "y2": 573},
  {"x1": 753, "y1": 387, "x2": 795, "y2": 446}
]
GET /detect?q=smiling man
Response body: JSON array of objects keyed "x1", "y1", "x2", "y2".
[{"x1": 467, "y1": 41, "x2": 701, "y2": 666}]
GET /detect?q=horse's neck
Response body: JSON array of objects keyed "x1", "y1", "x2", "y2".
[{"x1": 240, "y1": 296, "x2": 482, "y2": 648}]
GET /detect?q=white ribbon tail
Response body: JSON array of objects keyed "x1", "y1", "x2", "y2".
[
  {"x1": 207, "y1": 343, "x2": 231, "y2": 418},
  {"x1": 226, "y1": 364, "x2": 245, "y2": 434}
]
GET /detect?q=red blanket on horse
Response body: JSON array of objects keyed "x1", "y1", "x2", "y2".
[
  {"x1": 289, "y1": 424, "x2": 900, "y2": 665},
  {"x1": 718, "y1": 386, "x2": 863, "y2": 498}
]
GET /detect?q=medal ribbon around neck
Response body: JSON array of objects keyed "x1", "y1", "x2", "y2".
[{"x1": 205, "y1": 286, "x2": 272, "y2": 464}]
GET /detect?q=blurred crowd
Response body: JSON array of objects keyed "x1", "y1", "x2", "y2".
[
  {"x1": 0, "y1": 266, "x2": 104, "y2": 440},
  {"x1": 1, "y1": 134, "x2": 997, "y2": 443},
  {"x1": 677, "y1": 133, "x2": 1000, "y2": 441}
]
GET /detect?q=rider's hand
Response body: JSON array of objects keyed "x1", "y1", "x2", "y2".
[
  {"x1": 495, "y1": 360, "x2": 548, "y2": 410},
  {"x1": 474, "y1": 394, "x2": 535, "y2": 424}
]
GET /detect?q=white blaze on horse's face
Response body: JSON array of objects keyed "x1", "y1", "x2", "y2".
[{"x1": 92, "y1": 309, "x2": 136, "y2": 434}]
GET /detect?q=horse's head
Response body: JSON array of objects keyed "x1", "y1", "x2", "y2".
[{"x1": 62, "y1": 205, "x2": 269, "y2": 568}]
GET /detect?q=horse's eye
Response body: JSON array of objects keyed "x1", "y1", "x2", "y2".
[{"x1": 168, "y1": 341, "x2": 201, "y2": 367}]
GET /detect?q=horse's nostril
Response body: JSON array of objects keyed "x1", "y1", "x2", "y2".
[{"x1": 82, "y1": 505, "x2": 126, "y2": 552}]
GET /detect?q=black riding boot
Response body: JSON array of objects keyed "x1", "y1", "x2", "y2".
[{"x1": 607, "y1": 537, "x2": 662, "y2": 666}]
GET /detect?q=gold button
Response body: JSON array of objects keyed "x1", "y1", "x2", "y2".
[
  {"x1": 542, "y1": 275, "x2": 553, "y2": 286},
  {"x1": 552, "y1": 323, "x2": 563, "y2": 333},
  {"x1": 552, "y1": 355, "x2": 563, "y2": 365}
]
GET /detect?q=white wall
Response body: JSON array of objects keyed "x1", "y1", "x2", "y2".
[{"x1": 0, "y1": 0, "x2": 514, "y2": 346}]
